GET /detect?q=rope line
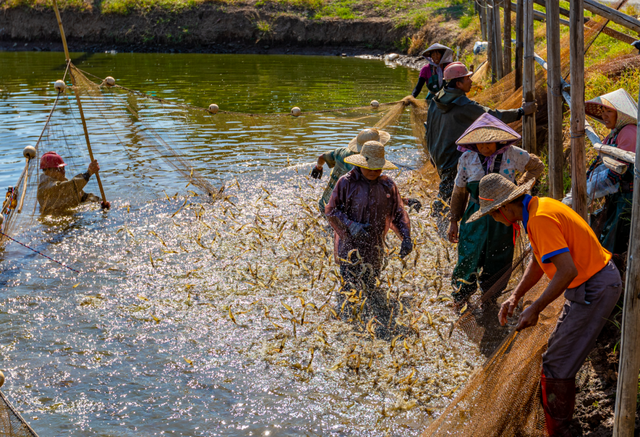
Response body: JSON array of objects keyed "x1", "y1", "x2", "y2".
[
  {"x1": 73, "y1": 66, "x2": 403, "y2": 117},
  {"x1": 1, "y1": 231, "x2": 80, "y2": 274}
]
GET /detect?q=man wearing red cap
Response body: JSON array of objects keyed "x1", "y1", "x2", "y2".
[
  {"x1": 424, "y1": 61, "x2": 536, "y2": 231},
  {"x1": 37, "y1": 152, "x2": 105, "y2": 213}
]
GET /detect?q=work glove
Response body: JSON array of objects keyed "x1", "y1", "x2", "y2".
[
  {"x1": 407, "y1": 198, "x2": 422, "y2": 213},
  {"x1": 399, "y1": 237, "x2": 413, "y2": 259},
  {"x1": 521, "y1": 101, "x2": 537, "y2": 116},
  {"x1": 310, "y1": 165, "x2": 323, "y2": 179},
  {"x1": 347, "y1": 221, "x2": 370, "y2": 238}
]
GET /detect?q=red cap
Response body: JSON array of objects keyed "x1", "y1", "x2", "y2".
[
  {"x1": 40, "y1": 151, "x2": 67, "y2": 170},
  {"x1": 443, "y1": 62, "x2": 474, "y2": 81}
]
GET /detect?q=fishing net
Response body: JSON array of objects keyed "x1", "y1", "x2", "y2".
[{"x1": 0, "y1": 391, "x2": 39, "y2": 437}]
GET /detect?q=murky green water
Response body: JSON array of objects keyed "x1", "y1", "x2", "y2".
[{"x1": 0, "y1": 51, "x2": 482, "y2": 436}]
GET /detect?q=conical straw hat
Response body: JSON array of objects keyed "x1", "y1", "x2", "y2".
[
  {"x1": 348, "y1": 128, "x2": 391, "y2": 152},
  {"x1": 456, "y1": 113, "x2": 521, "y2": 146},
  {"x1": 585, "y1": 88, "x2": 638, "y2": 130},
  {"x1": 344, "y1": 141, "x2": 397, "y2": 171},
  {"x1": 467, "y1": 173, "x2": 535, "y2": 223}
]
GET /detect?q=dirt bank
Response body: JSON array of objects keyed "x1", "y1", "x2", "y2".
[{"x1": 0, "y1": 4, "x2": 477, "y2": 58}]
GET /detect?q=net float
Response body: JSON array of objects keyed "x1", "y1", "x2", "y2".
[
  {"x1": 371, "y1": 100, "x2": 380, "y2": 108},
  {"x1": 54, "y1": 80, "x2": 66, "y2": 93},
  {"x1": 105, "y1": 76, "x2": 116, "y2": 87},
  {"x1": 23, "y1": 146, "x2": 36, "y2": 160},
  {"x1": 208, "y1": 104, "x2": 219, "y2": 114},
  {"x1": 291, "y1": 107, "x2": 301, "y2": 117}
]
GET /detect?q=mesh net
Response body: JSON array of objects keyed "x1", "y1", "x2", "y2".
[{"x1": 0, "y1": 391, "x2": 39, "y2": 437}]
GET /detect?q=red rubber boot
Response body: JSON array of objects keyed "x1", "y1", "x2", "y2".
[{"x1": 541, "y1": 371, "x2": 575, "y2": 437}]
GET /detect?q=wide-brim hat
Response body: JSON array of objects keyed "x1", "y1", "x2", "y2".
[
  {"x1": 421, "y1": 43, "x2": 453, "y2": 58},
  {"x1": 585, "y1": 88, "x2": 638, "y2": 130},
  {"x1": 348, "y1": 128, "x2": 391, "y2": 152},
  {"x1": 344, "y1": 141, "x2": 397, "y2": 170},
  {"x1": 467, "y1": 173, "x2": 535, "y2": 223},
  {"x1": 456, "y1": 112, "x2": 521, "y2": 147}
]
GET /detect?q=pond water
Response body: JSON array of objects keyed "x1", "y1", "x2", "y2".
[{"x1": 0, "y1": 51, "x2": 482, "y2": 436}]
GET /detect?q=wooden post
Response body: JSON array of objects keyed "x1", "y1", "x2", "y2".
[
  {"x1": 546, "y1": 0, "x2": 564, "y2": 199},
  {"x1": 515, "y1": 0, "x2": 524, "y2": 89},
  {"x1": 504, "y1": 0, "x2": 512, "y2": 75},
  {"x1": 487, "y1": 0, "x2": 496, "y2": 83},
  {"x1": 569, "y1": 0, "x2": 587, "y2": 219},
  {"x1": 492, "y1": 0, "x2": 504, "y2": 80},
  {"x1": 522, "y1": 0, "x2": 536, "y2": 153},
  {"x1": 612, "y1": 88, "x2": 640, "y2": 437},
  {"x1": 52, "y1": 0, "x2": 109, "y2": 209},
  {"x1": 480, "y1": 0, "x2": 488, "y2": 41}
]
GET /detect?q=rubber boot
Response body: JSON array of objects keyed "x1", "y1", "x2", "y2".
[{"x1": 541, "y1": 370, "x2": 575, "y2": 437}]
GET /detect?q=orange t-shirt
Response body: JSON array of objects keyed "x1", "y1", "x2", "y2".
[{"x1": 523, "y1": 195, "x2": 611, "y2": 288}]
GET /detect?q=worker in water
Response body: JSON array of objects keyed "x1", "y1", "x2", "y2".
[
  {"x1": 470, "y1": 173, "x2": 622, "y2": 437},
  {"x1": 448, "y1": 113, "x2": 544, "y2": 305},
  {"x1": 37, "y1": 151, "x2": 106, "y2": 213},
  {"x1": 325, "y1": 141, "x2": 412, "y2": 312},
  {"x1": 424, "y1": 61, "x2": 536, "y2": 232},
  {"x1": 411, "y1": 43, "x2": 453, "y2": 101},
  {"x1": 312, "y1": 128, "x2": 391, "y2": 214},
  {"x1": 583, "y1": 89, "x2": 637, "y2": 259}
]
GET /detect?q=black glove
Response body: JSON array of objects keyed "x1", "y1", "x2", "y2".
[
  {"x1": 347, "y1": 221, "x2": 370, "y2": 238},
  {"x1": 310, "y1": 165, "x2": 323, "y2": 179},
  {"x1": 407, "y1": 198, "x2": 422, "y2": 213},
  {"x1": 399, "y1": 238, "x2": 413, "y2": 259}
]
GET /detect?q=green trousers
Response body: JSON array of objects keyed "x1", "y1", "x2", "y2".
[{"x1": 452, "y1": 182, "x2": 515, "y2": 302}]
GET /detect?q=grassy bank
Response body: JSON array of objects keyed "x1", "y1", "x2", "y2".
[{"x1": 2, "y1": 0, "x2": 476, "y2": 29}]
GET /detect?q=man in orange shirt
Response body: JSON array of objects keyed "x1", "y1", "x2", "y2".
[{"x1": 468, "y1": 173, "x2": 622, "y2": 437}]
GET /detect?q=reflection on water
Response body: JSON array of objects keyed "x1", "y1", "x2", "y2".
[{"x1": 0, "y1": 52, "x2": 482, "y2": 436}]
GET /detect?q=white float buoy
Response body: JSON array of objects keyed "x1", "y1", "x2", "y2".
[
  {"x1": 54, "y1": 80, "x2": 66, "y2": 93},
  {"x1": 105, "y1": 76, "x2": 116, "y2": 87},
  {"x1": 208, "y1": 104, "x2": 219, "y2": 114},
  {"x1": 291, "y1": 107, "x2": 301, "y2": 117},
  {"x1": 23, "y1": 146, "x2": 37, "y2": 160},
  {"x1": 0, "y1": 371, "x2": 5, "y2": 388},
  {"x1": 370, "y1": 100, "x2": 380, "y2": 108}
]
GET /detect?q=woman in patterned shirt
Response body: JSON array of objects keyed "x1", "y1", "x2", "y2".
[{"x1": 447, "y1": 113, "x2": 544, "y2": 305}]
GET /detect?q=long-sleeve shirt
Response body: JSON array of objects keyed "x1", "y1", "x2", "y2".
[
  {"x1": 425, "y1": 87, "x2": 522, "y2": 176},
  {"x1": 37, "y1": 173, "x2": 97, "y2": 213},
  {"x1": 325, "y1": 167, "x2": 410, "y2": 271}
]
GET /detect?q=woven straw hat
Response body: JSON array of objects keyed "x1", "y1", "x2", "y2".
[
  {"x1": 467, "y1": 173, "x2": 535, "y2": 223},
  {"x1": 344, "y1": 141, "x2": 397, "y2": 170},
  {"x1": 347, "y1": 128, "x2": 391, "y2": 152},
  {"x1": 456, "y1": 126, "x2": 520, "y2": 145}
]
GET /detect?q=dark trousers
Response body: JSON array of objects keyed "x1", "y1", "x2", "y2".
[
  {"x1": 542, "y1": 261, "x2": 622, "y2": 379},
  {"x1": 431, "y1": 166, "x2": 457, "y2": 218}
]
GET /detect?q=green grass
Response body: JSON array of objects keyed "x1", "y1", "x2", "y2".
[{"x1": 1, "y1": 0, "x2": 94, "y2": 11}]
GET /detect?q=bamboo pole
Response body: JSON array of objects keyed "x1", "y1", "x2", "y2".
[
  {"x1": 573, "y1": 0, "x2": 640, "y2": 34},
  {"x1": 546, "y1": 0, "x2": 564, "y2": 199},
  {"x1": 522, "y1": 0, "x2": 536, "y2": 154},
  {"x1": 492, "y1": 0, "x2": 504, "y2": 80},
  {"x1": 503, "y1": 0, "x2": 512, "y2": 75},
  {"x1": 487, "y1": 0, "x2": 497, "y2": 83},
  {"x1": 52, "y1": 0, "x2": 109, "y2": 209},
  {"x1": 612, "y1": 88, "x2": 640, "y2": 437},
  {"x1": 515, "y1": 0, "x2": 524, "y2": 90},
  {"x1": 17, "y1": 158, "x2": 30, "y2": 214},
  {"x1": 570, "y1": 0, "x2": 587, "y2": 219},
  {"x1": 480, "y1": 0, "x2": 488, "y2": 41},
  {"x1": 514, "y1": 1, "x2": 636, "y2": 44}
]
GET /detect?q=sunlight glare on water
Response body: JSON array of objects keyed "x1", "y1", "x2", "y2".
[{"x1": 0, "y1": 51, "x2": 482, "y2": 436}]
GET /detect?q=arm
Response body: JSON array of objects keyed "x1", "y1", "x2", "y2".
[
  {"x1": 448, "y1": 184, "x2": 469, "y2": 243},
  {"x1": 391, "y1": 185, "x2": 413, "y2": 258},
  {"x1": 325, "y1": 180, "x2": 351, "y2": 240},
  {"x1": 311, "y1": 154, "x2": 325, "y2": 179},
  {"x1": 518, "y1": 153, "x2": 545, "y2": 184},
  {"x1": 412, "y1": 77, "x2": 426, "y2": 98},
  {"x1": 499, "y1": 256, "x2": 545, "y2": 325},
  {"x1": 500, "y1": 252, "x2": 578, "y2": 329}
]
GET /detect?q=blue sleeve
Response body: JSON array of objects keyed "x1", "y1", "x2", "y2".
[{"x1": 541, "y1": 247, "x2": 570, "y2": 263}]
